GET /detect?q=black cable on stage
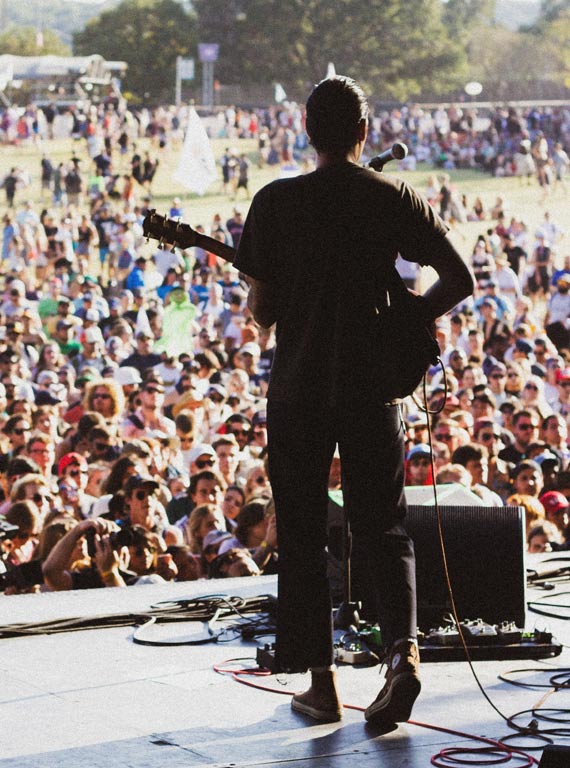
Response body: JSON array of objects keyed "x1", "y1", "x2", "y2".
[
  {"x1": 498, "y1": 668, "x2": 570, "y2": 690},
  {"x1": 527, "y1": 591, "x2": 570, "y2": 621},
  {"x1": 0, "y1": 593, "x2": 277, "y2": 640}
]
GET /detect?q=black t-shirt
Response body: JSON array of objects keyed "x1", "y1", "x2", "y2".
[
  {"x1": 498, "y1": 444, "x2": 526, "y2": 465},
  {"x1": 234, "y1": 162, "x2": 448, "y2": 406}
]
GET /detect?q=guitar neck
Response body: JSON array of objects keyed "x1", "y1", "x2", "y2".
[
  {"x1": 143, "y1": 210, "x2": 237, "y2": 265},
  {"x1": 194, "y1": 232, "x2": 236, "y2": 264}
]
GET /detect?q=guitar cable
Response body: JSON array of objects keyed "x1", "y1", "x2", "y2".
[{"x1": 418, "y1": 373, "x2": 557, "y2": 747}]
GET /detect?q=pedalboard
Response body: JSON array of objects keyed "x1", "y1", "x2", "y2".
[
  {"x1": 419, "y1": 621, "x2": 562, "y2": 661},
  {"x1": 255, "y1": 621, "x2": 562, "y2": 672}
]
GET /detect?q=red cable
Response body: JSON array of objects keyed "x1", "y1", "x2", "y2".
[{"x1": 214, "y1": 659, "x2": 539, "y2": 766}]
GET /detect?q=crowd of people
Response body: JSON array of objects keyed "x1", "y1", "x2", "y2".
[{"x1": 0, "y1": 94, "x2": 569, "y2": 598}]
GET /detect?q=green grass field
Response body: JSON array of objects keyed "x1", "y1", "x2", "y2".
[{"x1": 1, "y1": 132, "x2": 568, "y2": 272}]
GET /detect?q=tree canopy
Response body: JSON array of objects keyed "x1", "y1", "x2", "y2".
[
  {"x1": 73, "y1": 0, "x2": 196, "y2": 101},
  {"x1": 192, "y1": 0, "x2": 467, "y2": 100},
  {"x1": 66, "y1": 0, "x2": 569, "y2": 103},
  {"x1": 0, "y1": 27, "x2": 71, "y2": 57}
]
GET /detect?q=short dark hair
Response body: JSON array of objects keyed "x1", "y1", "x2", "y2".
[{"x1": 305, "y1": 76, "x2": 369, "y2": 155}]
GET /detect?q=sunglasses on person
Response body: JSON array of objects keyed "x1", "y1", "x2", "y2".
[
  {"x1": 93, "y1": 392, "x2": 112, "y2": 400},
  {"x1": 134, "y1": 489, "x2": 156, "y2": 501},
  {"x1": 518, "y1": 423, "x2": 537, "y2": 431},
  {"x1": 69, "y1": 467, "x2": 88, "y2": 477},
  {"x1": 524, "y1": 384, "x2": 538, "y2": 391},
  {"x1": 230, "y1": 428, "x2": 250, "y2": 436},
  {"x1": 13, "y1": 427, "x2": 30, "y2": 435},
  {"x1": 479, "y1": 432, "x2": 499, "y2": 442},
  {"x1": 144, "y1": 386, "x2": 164, "y2": 395},
  {"x1": 196, "y1": 458, "x2": 216, "y2": 469},
  {"x1": 94, "y1": 442, "x2": 112, "y2": 452},
  {"x1": 32, "y1": 492, "x2": 52, "y2": 505},
  {"x1": 490, "y1": 373, "x2": 505, "y2": 380}
]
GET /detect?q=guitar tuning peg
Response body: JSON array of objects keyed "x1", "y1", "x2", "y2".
[
  {"x1": 159, "y1": 237, "x2": 165, "y2": 249},
  {"x1": 170, "y1": 241, "x2": 177, "y2": 254}
]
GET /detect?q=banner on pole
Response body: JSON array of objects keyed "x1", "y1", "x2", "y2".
[{"x1": 173, "y1": 107, "x2": 218, "y2": 196}]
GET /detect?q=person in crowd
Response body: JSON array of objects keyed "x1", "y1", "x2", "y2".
[
  {"x1": 498, "y1": 410, "x2": 540, "y2": 464},
  {"x1": 527, "y1": 520, "x2": 565, "y2": 552},
  {"x1": 42, "y1": 516, "x2": 128, "y2": 590},
  {"x1": 510, "y1": 459, "x2": 544, "y2": 498},
  {"x1": 217, "y1": 497, "x2": 277, "y2": 572}
]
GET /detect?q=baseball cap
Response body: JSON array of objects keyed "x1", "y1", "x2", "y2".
[
  {"x1": 58, "y1": 452, "x2": 88, "y2": 476},
  {"x1": 534, "y1": 451, "x2": 560, "y2": 469},
  {"x1": 56, "y1": 319, "x2": 73, "y2": 331},
  {"x1": 406, "y1": 444, "x2": 431, "y2": 461},
  {"x1": 124, "y1": 474, "x2": 160, "y2": 495},
  {"x1": 188, "y1": 443, "x2": 217, "y2": 464},
  {"x1": 556, "y1": 368, "x2": 570, "y2": 383},
  {"x1": 202, "y1": 530, "x2": 232, "y2": 552},
  {"x1": 207, "y1": 384, "x2": 227, "y2": 399},
  {"x1": 540, "y1": 491, "x2": 569, "y2": 515},
  {"x1": 515, "y1": 339, "x2": 533, "y2": 355},
  {"x1": 84, "y1": 326, "x2": 103, "y2": 344},
  {"x1": 252, "y1": 409, "x2": 267, "y2": 426},
  {"x1": 35, "y1": 390, "x2": 63, "y2": 406},
  {"x1": 240, "y1": 342, "x2": 261, "y2": 357},
  {"x1": 114, "y1": 366, "x2": 142, "y2": 386},
  {"x1": 9, "y1": 280, "x2": 25, "y2": 295}
]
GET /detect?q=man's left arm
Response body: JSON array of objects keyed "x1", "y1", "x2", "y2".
[{"x1": 245, "y1": 276, "x2": 279, "y2": 329}]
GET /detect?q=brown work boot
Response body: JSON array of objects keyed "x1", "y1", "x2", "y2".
[
  {"x1": 291, "y1": 667, "x2": 343, "y2": 722},
  {"x1": 364, "y1": 640, "x2": 420, "y2": 728}
]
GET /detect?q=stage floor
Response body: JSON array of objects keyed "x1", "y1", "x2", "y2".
[{"x1": 1, "y1": 564, "x2": 570, "y2": 768}]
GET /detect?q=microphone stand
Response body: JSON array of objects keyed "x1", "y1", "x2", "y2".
[{"x1": 333, "y1": 509, "x2": 361, "y2": 630}]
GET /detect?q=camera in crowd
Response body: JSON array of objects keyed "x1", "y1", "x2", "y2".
[
  {"x1": 1, "y1": 519, "x2": 44, "y2": 591},
  {"x1": 85, "y1": 524, "x2": 134, "y2": 557}
]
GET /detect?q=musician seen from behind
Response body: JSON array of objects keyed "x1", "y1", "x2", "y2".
[{"x1": 234, "y1": 76, "x2": 474, "y2": 728}]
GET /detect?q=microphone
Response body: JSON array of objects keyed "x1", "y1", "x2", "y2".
[{"x1": 368, "y1": 142, "x2": 408, "y2": 171}]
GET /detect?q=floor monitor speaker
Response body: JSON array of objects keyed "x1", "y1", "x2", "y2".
[
  {"x1": 538, "y1": 746, "x2": 570, "y2": 768},
  {"x1": 327, "y1": 492, "x2": 526, "y2": 631}
]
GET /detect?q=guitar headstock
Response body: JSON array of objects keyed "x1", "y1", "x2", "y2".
[{"x1": 142, "y1": 210, "x2": 197, "y2": 250}]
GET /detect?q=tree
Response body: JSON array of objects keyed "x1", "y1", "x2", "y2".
[
  {"x1": 442, "y1": 0, "x2": 496, "y2": 40},
  {"x1": 193, "y1": 0, "x2": 467, "y2": 101},
  {"x1": 0, "y1": 26, "x2": 70, "y2": 56},
  {"x1": 73, "y1": 0, "x2": 196, "y2": 102},
  {"x1": 540, "y1": 10, "x2": 570, "y2": 80},
  {"x1": 538, "y1": 0, "x2": 570, "y2": 24}
]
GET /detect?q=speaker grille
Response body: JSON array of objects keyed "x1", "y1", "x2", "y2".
[{"x1": 406, "y1": 505, "x2": 526, "y2": 631}]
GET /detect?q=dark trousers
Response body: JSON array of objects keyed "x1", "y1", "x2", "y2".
[{"x1": 267, "y1": 398, "x2": 417, "y2": 673}]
